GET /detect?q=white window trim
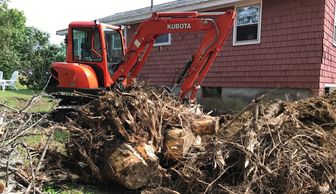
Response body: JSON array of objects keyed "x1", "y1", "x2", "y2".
[
  {"x1": 154, "y1": 33, "x2": 171, "y2": 46},
  {"x1": 112, "y1": 35, "x2": 122, "y2": 50},
  {"x1": 124, "y1": 27, "x2": 128, "y2": 47},
  {"x1": 233, "y1": 1, "x2": 263, "y2": 46},
  {"x1": 333, "y1": 4, "x2": 336, "y2": 46}
]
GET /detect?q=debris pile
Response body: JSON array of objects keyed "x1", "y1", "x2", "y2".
[
  {"x1": 62, "y1": 84, "x2": 220, "y2": 190},
  {"x1": 57, "y1": 85, "x2": 336, "y2": 193},
  {"x1": 171, "y1": 97, "x2": 336, "y2": 193},
  {"x1": 0, "y1": 101, "x2": 52, "y2": 194},
  {"x1": 1, "y1": 85, "x2": 336, "y2": 193}
]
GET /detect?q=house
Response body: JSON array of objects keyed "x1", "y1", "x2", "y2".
[{"x1": 57, "y1": 0, "x2": 336, "y2": 111}]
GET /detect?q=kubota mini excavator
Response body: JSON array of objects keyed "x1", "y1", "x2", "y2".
[{"x1": 47, "y1": 11, "x2": 235, "y2": 103}]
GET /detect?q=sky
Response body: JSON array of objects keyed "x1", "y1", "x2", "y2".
[{"x1": 9, "y1": 0, "x2": 173, "y2": 44}]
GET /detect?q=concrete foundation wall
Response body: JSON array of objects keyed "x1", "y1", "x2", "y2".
[{"x1": 197, "y1": 87, "x2": 313, "y2": 113}]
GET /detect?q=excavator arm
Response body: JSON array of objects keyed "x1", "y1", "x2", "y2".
[{"x1": 111, "y1": 11, "x2": 235, "y2": 100}]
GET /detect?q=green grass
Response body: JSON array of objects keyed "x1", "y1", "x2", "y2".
[
  {"x1": 0, "y1": 89, "x2": 56, "y2": 112},
  {"x1": 23, "y1": 134, "x2": 46, "y2": 147},
  {"x1": 44, "y1": 184, "x2": 101, "y2": 194},
  {"x1": 54, "y1": 129, "x2": 70, "y2": 142}
]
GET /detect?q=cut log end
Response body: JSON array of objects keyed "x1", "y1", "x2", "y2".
[
  {"x1": 191, "y1": 116, "x2": 219, "y2": 135},
  {"x1": 164, "y1": 128, "x2": 195, "y2": 160},
  {"x1": 103, "y1": 143, "x2": 159, "y2": 189}
]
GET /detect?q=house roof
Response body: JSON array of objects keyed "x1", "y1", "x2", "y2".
[
  {"x1": 101, "y1": 0, "x2": 243, "y2": 24},
  {"x1": 56, "y1": 0, "x2": 241, "y2": 35},
  {"x1": 100, "y1": 0, "x2": 208, "y2": 23}
]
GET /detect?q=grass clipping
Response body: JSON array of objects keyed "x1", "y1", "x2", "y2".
[{"x1": 56, "y1": 84, "x2": 336, "y2": 194}]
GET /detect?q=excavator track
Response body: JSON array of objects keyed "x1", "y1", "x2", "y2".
[
  {"x1": 49, "y1": 106, "x2": 76, "y2": 122},
  {"x1": 49, "y1": 92, "x2": 101, "y2": 122}
]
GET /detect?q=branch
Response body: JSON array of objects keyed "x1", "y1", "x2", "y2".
[{"x1": 25, "y1": 129, "x2": 54, "y2": 194}]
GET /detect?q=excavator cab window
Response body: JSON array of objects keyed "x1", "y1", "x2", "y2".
[
  {"x1": 104, "y1": 29, "x2": 124, "y2": 76},
  {"x1": 72, "y1": 28, "x2": 102, "y2": 62}
]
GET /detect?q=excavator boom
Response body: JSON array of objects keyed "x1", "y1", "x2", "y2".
[{"x1": 112, "y1": 11, "x2": 235, "y2": 99}]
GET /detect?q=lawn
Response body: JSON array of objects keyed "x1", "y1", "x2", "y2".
[{"x1": 0, "y1": 89, "x2": 56, "y2": 112}]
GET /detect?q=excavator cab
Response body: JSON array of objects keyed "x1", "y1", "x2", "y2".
[
  {"x1": 48, "y1": 21, "x2": 125, "y2": 94},
  {"x1": 72, "y1": 26, "x2": 124, "y2": 78}
]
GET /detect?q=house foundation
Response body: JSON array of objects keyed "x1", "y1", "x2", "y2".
[{"x1": 197, "y1": 88, "x2": 313, "y2": 113}]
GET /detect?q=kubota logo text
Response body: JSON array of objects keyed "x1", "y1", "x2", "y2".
[{"x1": 167, "y1": 23, "x2": 192, "y2": 30}]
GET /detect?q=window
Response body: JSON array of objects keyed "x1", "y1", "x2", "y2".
[
  {"x1": 104, "y1": 29, "x2": 124, "y2": 76},
  {"x1": 72, "y1": 28, "x2": 102, "y2": 62},
  {"x1": 154, "y1": 33, "x2": 171, "y2": 46},
  {"x1": 104, "y1": 29, "x2": 123, "y2": 59},
  {"x1": 112, "y1": 35, "x2": 122, "y2": 50},
  {"x1": 73, "y1": 38, "x2": 79, "y2": 57},
  {"x1": 202, "y1": 87, "x2": 222, "y2": 98},
  {"x1": 233, "y1": 3, "x2": 262, "y2": 45}
]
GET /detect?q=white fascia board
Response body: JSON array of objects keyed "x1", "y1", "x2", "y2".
[
  {"x1": 56, "y1": 29, "x2": 68, "y2": 36},
  {"x1": 56, "y1": 0, "x2": 242, "y2": 36}
]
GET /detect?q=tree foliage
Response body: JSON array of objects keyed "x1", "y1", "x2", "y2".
[
  {"x1": 0, "y1": 2, "x2": 26, "y2": 79},
  {"x1": 19, "y1": 27, "x2": 66, "y2": 89},
  {"x1": 0, "y1": 1, "x2": 65, "y2": 89}
]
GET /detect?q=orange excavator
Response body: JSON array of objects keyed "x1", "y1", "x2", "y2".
[{"x1": 47, "y1": 11, "x2": 235, "y2": 103}]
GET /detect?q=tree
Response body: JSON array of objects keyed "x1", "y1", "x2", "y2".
[
  {"x1": 0, "y1": 0, "x2": 8, "y2": 5},
  {"x1": 0, "y1": 1, "x2": 65, "y2": 89},
  {"x1": 19, "y1": 27, "x2": 66, "y2": 89},
  {"x1": 0, "y1": 2, "x2": 26, "y2": 79}
]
